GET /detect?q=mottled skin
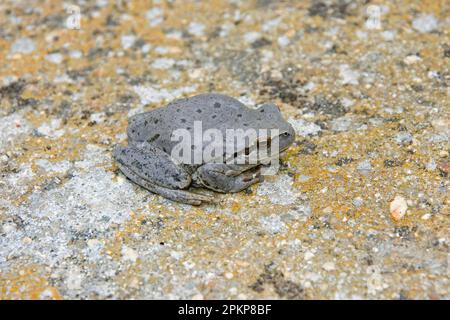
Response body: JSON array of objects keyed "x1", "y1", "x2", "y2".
[{"x1": 114, "y1": 93, "x2": 295, "y2": 205}]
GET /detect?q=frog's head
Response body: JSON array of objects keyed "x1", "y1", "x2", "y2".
[{"x1": 256, "y1": 103, "x2": 296, "y2": 154}]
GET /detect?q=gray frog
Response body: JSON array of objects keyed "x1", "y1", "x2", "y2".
[{"x1": 114, "y1": 93, "x2": 295, "y2": 205}]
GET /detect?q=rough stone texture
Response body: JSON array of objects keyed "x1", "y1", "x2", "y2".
[{"x1": 0, "y1": 0, "x2": 448, "y2": 300}]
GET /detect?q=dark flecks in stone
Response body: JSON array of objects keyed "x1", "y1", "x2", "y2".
[
  {"x1": 308, "y1": 1, "x2": 328, "y2": 18},
  {"x1": 119, "y1": 94, "x2": 135, "y2": 104},
  {"x1": 0, "y1": 80, "x2": 26, "y2": 99},
  {"x1": 87, "y1": 47, "x2": 107, "y2": 59},
  {"x1": 296, "y1": 140, "x2": 317, "y2": 155},
  {"x1": 444, "y1": 44, "x2": 450, "y2": 58},
  {"x1": 249, "y1": 264, "x2": 304, "y2": 299},
  {"x1": 384, "y1": 159, "x2": 404, "y2": 167},
  {"x1": 259, "y1": 67, "x2": 308, "y2": 108},
  {"x1": 0, "y1": 79, "x2": 39, "y2": 114},
  {"x1": 336, "y1": 157, "x2": 354, "y2": 166},
  {"x1": 395, "y1": 226, "x2": 415, "y2": 240},
  {"x1": 306, "y1": 96, "x2": 346, "y2": 117},
  {"x1": 105, "y1": 14, "x2": 118, "y2": 26},
  {"x1": 251, "y1": 37, "x2": 272, "y2": 49},
  {"x1": 308, "y1": 1, "x2": 351, "y2": 19}
]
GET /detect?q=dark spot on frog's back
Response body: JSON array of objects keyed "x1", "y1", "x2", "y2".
[
  {"x1": 196, "y1": 109, "x2": 202, "y2": 113},
  {"x1": 214, "y1": 102, "x2": 221, "y2": 108},
  {"x1": 148, "y1": 133, "x2": 160, "y2": 143}
]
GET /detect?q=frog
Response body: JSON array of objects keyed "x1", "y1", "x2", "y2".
[{"x1": 114, "y1": 93, "x2": 295, "y2": 205}]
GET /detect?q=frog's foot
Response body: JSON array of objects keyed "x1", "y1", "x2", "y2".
[
  {"x1": 114, "y1": 145, "x2": 213, "y2": 205},
  {"x1": 195, "y1": 163, "x2": 262, "y2": 193}
]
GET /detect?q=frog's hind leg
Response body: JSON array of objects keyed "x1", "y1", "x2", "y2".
[
  {"x1": 114, "y1": 145, "x2": 214, "y2": 205},
  {"x1": 117, "y1": 164, "x2": 212, "y2": 205}
]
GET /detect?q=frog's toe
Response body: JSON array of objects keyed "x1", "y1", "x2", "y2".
[
  {"x1": 174, "y1": 190, "x2": 215, "y2": 205},
  {"x1": 160, "y1": 189, "x2": 214, "y2": 206}
]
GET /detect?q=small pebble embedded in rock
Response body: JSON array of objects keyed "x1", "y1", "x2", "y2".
[{"x1": 390, "y1": 195, "x2": 408, "y2": 221}]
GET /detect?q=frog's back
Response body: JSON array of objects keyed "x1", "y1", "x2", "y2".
[{"x1": 127, "y1": 93, "x2": 257, "y2": 153}]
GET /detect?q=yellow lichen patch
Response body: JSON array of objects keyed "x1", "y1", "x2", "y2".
[
  {"x1": 0, "y1": 267, "x2": 61, "y2": 300},
  {"x1": 103, "y1": 210, "x2": 152, "y2": 261},
  {"x1": 230, "y1": 201, "x2": 242, "y2": 213}
]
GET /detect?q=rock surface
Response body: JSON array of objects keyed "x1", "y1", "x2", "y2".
[{"x1": 0, "y1": 0, "x2": 448, "y2": 300}]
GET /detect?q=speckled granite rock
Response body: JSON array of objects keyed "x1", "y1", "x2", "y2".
[{"x1": 0, "y1": 0, "x2": 448, "y2": 300}]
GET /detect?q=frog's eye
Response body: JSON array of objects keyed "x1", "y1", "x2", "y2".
[{"x1": 282, "y1": 132, "x2": 290, "y2": 137}]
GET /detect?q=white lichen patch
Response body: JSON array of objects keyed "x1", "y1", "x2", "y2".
[
  {"x1": 121, "y1": 34, "x2": 136, "y2": 50},
  {"x1": 10, "y1": 37, "x2": 35, "y2": 55},
  {"x1": 132, "y1": 85, "x2": 197, "y2": 106},
  {"x1": 288, "y1": 118, "x2": 322, "y2": 137},
  {"x1": 151, "y1": 58, "x2": 175, "y2": 69},
  {"x1": 412, "y1": 14, "x2": 439, "y2": 33},
  {"x1": 259, "y1": 214, "x2": 287, "y2": 234},
  {"x1": 0, "y1": 114, "x2": 32, "y2": 150},
  {"x1": 187, "y1": 22, "x2": 205, "y2": 37},
  {"x1": 257, "y1": 174, "x2": 300, "y2": 205},
  {"x1": 339, "y1": 64, "x2": 360, "y2": 85},
  {"x1": 34, "y1": 159, "x2": 72, "y2": 174},
  {"x1": 45, "y1": 53, "x2": 63, "y2": 64},
  {"x1": 74, "y1": 144, "x2": 111, "y2": 170},
  {"x1": 145, "y1": 7, "x2": 164, "y2": 27},
  {"x1": 0, "y1": 168, "x2": 148, "y2": 267},
  {"x1": 36, "y1": 119, "x2": 65, "y2": 139}
]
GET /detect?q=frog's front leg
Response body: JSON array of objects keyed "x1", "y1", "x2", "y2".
[
  {"x1": 194, "y1": 163, "x2": 262, "y2": 193},
  {"x1": 114, "y1": 144, "x2": 213, "y2": 205}
]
